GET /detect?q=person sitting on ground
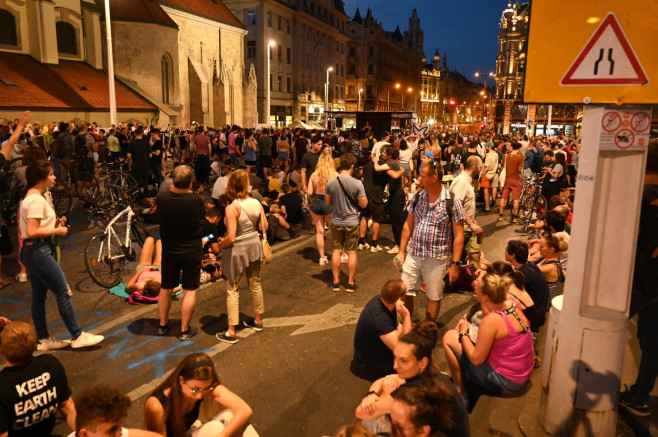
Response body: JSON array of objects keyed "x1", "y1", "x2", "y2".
[
  {"x1": 505, "y1": 240, "x2": 549, "y2": 326},
  {"x1": 528, "y1": 210, "x2": 570, "y2": 273},
  {"x1": 443, "y1": 272, "x2": 534, "y2": 403},
  {"x1": 355, "y1": 321, "x2": 470, "y2": 436},
  {"x1": 268, "y1": 184, "x2": 303, "y2": 241},
  {"x1": 144, "y1": 353, "x2": 257, "y2": 437},
  {"x1": 330, "y1": 423, "x2": 375, "y2": 437},
  {"x1": 0, "y1": 322, "x2": 76, "y2": 436},
  {"x1": 68, "y1": 385, "x2": 160, "y2": 437},
  {"x1": 390, "y1": 385, "x2": 459, "y2": 437},
  {"x1": 351, "y1": 279, "x2": 412, "y2": 382},
  {"x1": 535, "y1": 232, "x2": 568, "y2": 310}
]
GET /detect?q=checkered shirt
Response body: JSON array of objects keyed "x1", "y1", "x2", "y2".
[{"x1": 407, "y1": 189, "x2": 465, "y2": 259}]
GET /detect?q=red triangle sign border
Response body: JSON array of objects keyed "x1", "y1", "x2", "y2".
[{"x1": 560, "y1": 12, "x2": 649, "y2": 86}]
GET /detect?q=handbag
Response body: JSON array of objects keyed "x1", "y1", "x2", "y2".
[
  {"x1": 0, "y1": 225, "x2": 13, "y2": 256},
  {"x1": 499, "y1": 155, "x2": 507, "y2": 188},
  {"x1": 238, "y1": 201, "x2": 273, "y2": 265}
]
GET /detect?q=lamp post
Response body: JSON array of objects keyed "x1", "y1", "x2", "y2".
[
  {"x1": 358, "y1": 88, "x2": 363, "y2": 112},
  {"x1": 480, "y1": 90, "x2": 486, "y2": 121},
  {"x1": 407, "y1": 87, "x2": 413, "y2": 113},
  {"x1": 266, "y1": 40, "x2": 276, "y2": 125},
  {"x1": 395, "y1": 83, "x2": 401, "y2": 111},
  {"x1": 325, "y1": 66, "x2": 333, "y2": 128},
  {"x1": 103, "y1": 0, "x2": 117, "y2": 126}
]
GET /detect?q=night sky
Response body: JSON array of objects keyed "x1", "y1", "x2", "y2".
[{"x1": 342, "y1": 0, "x2": 511, "y2": 84}]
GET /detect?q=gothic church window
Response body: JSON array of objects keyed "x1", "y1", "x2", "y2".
[{"x1": 56, "y1": 21, "x2": 78, "y2": 55}]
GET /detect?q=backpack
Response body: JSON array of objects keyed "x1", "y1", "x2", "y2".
[
  {"x1": 74, "y1": 135, "x2": 89, "y2": 160},
  {"x1": 531, "y1": 147, "x2": 545, "y2": 173},
  {"x1": 50, "y1": 137, "x2": 68, "y2": 158}
]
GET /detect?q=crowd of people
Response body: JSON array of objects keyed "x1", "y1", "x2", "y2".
[{"x1": 6, "y1": 108, "x2": 656, "y2": 437}]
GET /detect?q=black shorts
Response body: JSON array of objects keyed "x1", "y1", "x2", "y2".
[
  {"x1": 261, "y1": 155, "x2": 273, "y2": 168},
  {"x1": 161, "y1": 251, "x2": 202, "y2": 290},
  {"x1": 369, "y1": 200, "x2": 386, "y2": 222}
]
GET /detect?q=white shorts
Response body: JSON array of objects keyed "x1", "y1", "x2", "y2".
[{"x1": 401, "y1": 254, "x2": 449, "y2": 301}]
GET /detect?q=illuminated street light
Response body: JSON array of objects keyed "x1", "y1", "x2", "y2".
[
  {"x1": 325, "y1": 66, "x2": 333, "y2": 127},
  {"x1": 358, "y1": 88, "x2": 364, "y2": 111}
]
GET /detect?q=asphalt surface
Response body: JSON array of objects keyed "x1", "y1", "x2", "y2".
[{"x1": 1, "y1": 196, "x2": 653, "y2": 436}]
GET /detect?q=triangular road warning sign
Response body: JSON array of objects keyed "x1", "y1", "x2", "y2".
[{"x1": 561, "y1": 12, "x2": 649, "y2": 86}]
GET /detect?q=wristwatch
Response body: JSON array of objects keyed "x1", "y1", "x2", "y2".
[
  {"x1": 459, "y1": 332, "x2": 469, "y2": 342},
  {"x1": 449, "y1": 260, "x2": 462, "y2": 268}
]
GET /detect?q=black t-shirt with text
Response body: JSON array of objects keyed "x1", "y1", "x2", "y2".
[{"x1": 0, "y1": 355, "x2": 71, "y2": 437}]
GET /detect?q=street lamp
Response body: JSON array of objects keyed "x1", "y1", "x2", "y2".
[
  {"x1": 325, "y1": 66, "x2": 333, "y2": 127},
  {"x1": 395, "y1": 83, "x2": 401, "y2": 111},
  {"x1": 103, "y1": 0, "x2": 117, "y2": 126},
  {"x1": 266, "y1": 40, "x2": 276, "y2": 125},
  {"x1": 407, "y1": 87, "x2": 412, "y2": 112},
  {"x1": 480, "y1": 90, "x2": 486, "y2": 121},
  {"x1": 358, "y1": 88, "x2": 363, "y2": 111}
]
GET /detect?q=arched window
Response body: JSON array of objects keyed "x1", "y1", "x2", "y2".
[
  {"x1": 56, "y1": 21, "x2": 77, "y2": 55},
  {"x1": 161, "y1": 54, "x2": 171, "y2": 104},
  {"x1": 0, "y1": 9, "x2": 18, "y2": 47}
]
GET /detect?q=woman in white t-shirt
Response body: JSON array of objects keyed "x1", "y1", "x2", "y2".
[{"x1": 19, "y1": 160, "x2": 104, "y2": 351}]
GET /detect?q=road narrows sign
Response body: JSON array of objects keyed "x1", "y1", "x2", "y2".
[{"x1": 561, "y1": 13, "x2": 648, "y2": 86}]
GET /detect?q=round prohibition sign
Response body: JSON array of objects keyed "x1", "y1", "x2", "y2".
[
  {"x1": 631, "y1": 112, "x2": 651, "y2": 133},
  {"x1": 602, "y1": 112, "x2": 621, "y2": 132},
  {"x1": 614, "y1": 129, "x2": 635, "y2": 149}
]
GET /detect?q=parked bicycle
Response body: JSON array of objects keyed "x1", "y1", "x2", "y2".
[
  {"x1": 84, "y1": 202, "x2": 151, "y2": 287},
  {"x1": 519, "y1": 175, "x2": 548, "y2": 231}
]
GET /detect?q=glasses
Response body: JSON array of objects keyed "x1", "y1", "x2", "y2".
[
  {"x1": 386, "y1": 414, "x2": 418, "y2": 436},
  {"x1": 184, "y1": 381, "x2": 215, "y2": 394}
]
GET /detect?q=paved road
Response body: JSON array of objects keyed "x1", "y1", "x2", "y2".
[{"x1": 0, "y1": 200, "x2": 592, "y2": 436}]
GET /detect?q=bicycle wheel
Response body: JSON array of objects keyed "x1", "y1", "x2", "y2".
[
  {"x1": 85, "y1": 233, "x2": 126, "y2": 288},
  {"x1": 50, "y1": 183, "x2": 72, "y2": 216},
  {"x1": 130, "y1": 220, "x2": 151, "y2": 248},
  {"x1": 524, "y1": 195, "x2": 548, "y2": 222}
]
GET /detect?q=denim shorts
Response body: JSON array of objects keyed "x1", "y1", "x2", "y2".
[
  {"x1": 460, "y1": 353, "x2": 526, "y2": 395},
  {"x1": 311, "y1": 195, "x2": 332, "y2": 216}
]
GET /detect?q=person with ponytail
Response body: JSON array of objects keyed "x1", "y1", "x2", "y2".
[
  {"x1": 144, "y1": 353, "x2": 258, "y2": 437},
  {"x1": 355, "y1": 321, "x2": 469, "y2": 436},
  {"x1": 443, "y1": 272, "x2": 534, "y2": 401}
]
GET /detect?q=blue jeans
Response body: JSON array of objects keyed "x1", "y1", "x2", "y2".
[
  {"x1": 229, "y1": 153, "x2": 238, "y2": 168},
  {"x1": 460, "y1": 353, "x2": 526, "y2": 395},
  {"x1": 21, "y1": 242, "x2": 82, "y2": 340},
  {"x1": 151, "y1": 163, "x2": 164, "y2": 186}
]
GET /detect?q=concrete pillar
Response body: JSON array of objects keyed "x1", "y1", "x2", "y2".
[
  {"x1": 83, "y1": 6, "x2": 103, "y2": 69},
  {"x1": 502, "y1": 101, "x2": 512, "y2": 134},
  {"x1": 539, "y1": 105, "x2": 650, "y2": 436},
  {"x1": 27, "y1": 0, "x2": 58, "y2": 65}
]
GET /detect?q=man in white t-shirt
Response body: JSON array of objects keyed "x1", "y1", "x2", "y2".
[
  {"x1": 450, "y1": 155, "x2": 485, "y2": 268},
  {"x1": 371, "y1": 131, "x2": 391, "y2": 161},
  {"x1": 211, "y1": 167, "x2": 232, "y2": 202},
  {"x1": 68, "y1": 385, "x2": 159, "y2": 437}
]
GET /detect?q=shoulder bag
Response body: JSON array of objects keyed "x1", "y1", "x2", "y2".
[
  {"x1": 336, "y1": 176, "x2": 360, "y2": 210},
  {"x1": 237, "y1": 201, "x2": 273, "y2": 265}
]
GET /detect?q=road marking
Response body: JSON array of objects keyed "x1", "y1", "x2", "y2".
[{"x1": 126, "y1": 303, "x2": 361, "y2": 401}]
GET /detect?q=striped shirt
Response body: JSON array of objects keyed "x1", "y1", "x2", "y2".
[{"x1": 407, "y1": 188, "x2": 464, "y2": 259}]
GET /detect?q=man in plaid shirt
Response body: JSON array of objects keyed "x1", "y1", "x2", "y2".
[{"x1": 396, "y1": 161, "x2": 465, "y2": 321}]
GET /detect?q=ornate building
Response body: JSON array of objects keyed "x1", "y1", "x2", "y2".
[
  {"x1": 0, "y1": 0, "x2": 157, "y2": 125},
  {"x1": 105, "y1": 0, "x2": 257, "y2": 127},
  {"x1": 344, "y1": 8, "x2": 423, "y2": 113},
  {"x1": 225, "y1": 0, "x2": 349, "y2": 126},
  {"x1": 494, "y1": 1, "x2": 579, "y2": 135}
]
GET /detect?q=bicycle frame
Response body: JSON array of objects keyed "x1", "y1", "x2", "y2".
[{"x1": 96, "y1": 205, "x2": 135, "y2": 264}]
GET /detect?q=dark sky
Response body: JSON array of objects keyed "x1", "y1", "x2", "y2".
[{"x1": 342, "y1": 0, "x2": 508, "y2": 84}]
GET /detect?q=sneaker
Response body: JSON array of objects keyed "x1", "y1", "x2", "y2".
[
  {"x1": 497, "y1": 214, "x2": 504, "y2": 221},
  {"x1": 331, "y1": 282, "x2": 341, "y2": 292},
  {"x1": 387, "y1": 245, "x2": 400, "y2": 254},
  {"x1": 619, "y1": 387, "x2": 650, "y2": 416},
  {"x1": 157, "y1": 324, "x2": 170, "y2": 336},
  {"x1": 216, "y1": 331, "x2": 238, "y2": 344},
  {"x1": 37, "y1": 337, "x2": 71, "y2": 351},
  {"x1": 371, "y1": 245, "x2": 383, "y2": 253},
  {"x1": 485, "y1": 206, "x2": 490, "y2": 212},
  {"x1": 15, "y1": 272, "x2": 28, "y2": 283},
  {"x1": 346, "y1": 283, "x2": 357, "y2": 293},
  {"x1": 71, "y1": 331, "x2": 104, "y2": 349},
  {"x1": 358, "y1": 242, "x2": 371, "y2": 251},
  {"x1": 341, "y1": 253, "x2": 349, "y2": 263},
  {"x1": 178, "y1": 326, "x2": 198, "y2": 341},
  {"x1": 243, "y1": 318, "x2": 264, "y2": 332},
  {"x1": 319, "y1": 257, "x2": 329, "y2": 266}
]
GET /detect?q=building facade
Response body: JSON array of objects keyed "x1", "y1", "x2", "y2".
[
  {"x1": 494, "y1": 1, "x2": 580, "y2": 135},
  {"x1": 107, "y1": 0, "x2": 257, "y2": 128},
  {"x1": 344, "y1": 8, "x2": 423, "y2": 115},
  {"x1": 0, "y1": 0, "x2": 157, "y2": 125},
  {"x1": 225, "y1": 0, "x2": 349, "y2": 126}
]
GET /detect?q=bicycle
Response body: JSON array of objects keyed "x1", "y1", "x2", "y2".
[
  {"x1": 519, "y1": 176, "x2": 548, "y2": 231},
  {"x1": 84, "y1": 203, "x2": 151, "y2": 287}
]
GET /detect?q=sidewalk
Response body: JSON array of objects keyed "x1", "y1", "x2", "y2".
[{"x1": 468, "y1": 207, "x2": 656, "y2": 436}]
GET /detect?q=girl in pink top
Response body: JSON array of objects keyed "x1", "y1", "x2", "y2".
[{"x1": 443, "y1": 270, "x2": 534, "y2": 400}]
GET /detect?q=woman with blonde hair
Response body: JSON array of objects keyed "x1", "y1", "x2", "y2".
[
  {"x1": 308, "y1": 149, "x2": 337, "y2": 265},
  {"x1": 215, "y1": 170, "x2": 267, "y2": 344},
  {"x1": 536, "y1": 232, "x2": 568, "y2": 309},
  {"x1": 144, "y1": 353, "x2": 258, "y2": 436}
]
